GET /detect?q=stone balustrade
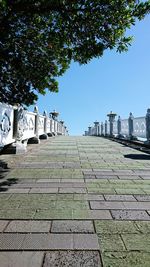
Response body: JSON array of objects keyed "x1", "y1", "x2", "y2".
[
  {"x1": 0, "y1": 102, "x2": 68, "y2": 153},
  {"x1": 85, "y1": 108, "x2": 150, "y2": 143}
]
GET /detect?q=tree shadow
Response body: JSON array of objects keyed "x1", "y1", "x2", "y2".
[
  {"x1": 0, "y1": 160, "x2": 18, "y2": 192},
  {"x1": 124, "y1": 154, "x2": 150, "y2": 160}
]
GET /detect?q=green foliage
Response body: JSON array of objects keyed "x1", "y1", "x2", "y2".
[{"x1": 0, "y1": 0, "x2": 150, "y2": 105}]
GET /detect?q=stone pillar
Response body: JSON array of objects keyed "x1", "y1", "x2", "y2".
[
  {"x1": 128, "y1": 112, "x2": 137, "y2": 140},
  {"x1": 28, "y1": 106, "x2": 40, "y2": 144},
  {"x1": 54, "y1": 120, "x2": 58, "y2": 135},
  {"x1": 84, "y1": 131, "x2": 88, "y2": 136},
  {"x1": 146, "y1": 108, "x2": 150, "y2": 143},
  {"x1": 101, "y1": 122, "x2": 103, "y2": 136},
  {"x1": 14, "y1": 106, "x2": 27, "y2": 154},
  {"x1": 105, "y1": 120, "x2": 107, "y2": 136},
  {"x1": 60, "y1": 121, "x2": 64, "y2": 135},
  {"x1": 107, "y1": 111, "x2": 117, "y2": 136},
  {"x1": 88, "y1": 126, "x2": 92, "y2": 136},
  {"x1": 117, "y1": 116, "x2": 121, "y2": 137},
  {"x1": 94, "y1": 121, "x2": 99, "y2": 136},
  {"x1": 40, "y1": 111, "x2": 48, "y2": 139}
]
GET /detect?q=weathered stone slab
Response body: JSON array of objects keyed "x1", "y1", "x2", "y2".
[
  {"x1": 0, "y1": 252, "x2": 44, "y2": 267},
  {"x1": 43, "y1": 251, "x2": 101, "y2": 267},
  {"x1": 104, "y1": 194, "x2": 136, "y2": 201},
  {"x1": 134, "y1": 221, "x2": 150, "y2": 233},
  {"x1": 59, "y1": 188, "x2": 86, "y2": 193},
  {"x1": 95, "y1": 220, "x2": 138, "y2": 234},
  {"x1": 122, "y1": 233, "x2": 150, "y2": 252},
  {"x1": 98, "y1": 233, "x2": 126, "y2": 252},
  {"x1": 5, "y1": 220, "x2": 51, "y2": 233},
  {"x1": 87, "y1": 210, "x2": 112, "y2": 220},
  {"x1": 21, "y1": 234, "x2": 74, "y2": 250},
  {"x1": 0, "y1": 221, "x2": 9, "y2": 232},
  {"x1": 118, "y1": 175, "x2": 141, "y2": 180},
  {"x1": 111, "y1": 210, "x2": 150, "y2": 220},
  {"x1": 51, "y1": 220, "x2": 94, "y2": 233},
  {"x1": 29, "y1": 188, "x2": 58, "y2": 193},
  {"x1": 0, "y1": 233, "x2": 25, "y2": 249},
  {"x1": 73, "y1": 234, "x2": 99, "y2": 249},
  {"x1": 90, "y1": 201, "x2": 125, "y2": 210},
  {"x1": 7, "y1": 188, "x2": 30, "y2": 193},
  {"x1": 88, "y1": 194, "x2": 105, "y2": 201},
  {"x1": 102, "y1": 251, "x2": 150, "y2": 267}
]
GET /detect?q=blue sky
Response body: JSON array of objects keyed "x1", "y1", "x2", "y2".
[{"x1": 32, "y1": 15, "x2": 150, "y2": 136}]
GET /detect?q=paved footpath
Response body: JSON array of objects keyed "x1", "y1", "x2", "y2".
[{"x1": 1, "y1": 136, "x2": 150, "y2": 266}]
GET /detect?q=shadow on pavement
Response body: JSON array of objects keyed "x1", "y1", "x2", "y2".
[
  {"x1": 0, "y1": 160, "x2": 18, "y2": 192},
  {"x1": 124, "y1": 154, "x2": 150, "y2": 160}
]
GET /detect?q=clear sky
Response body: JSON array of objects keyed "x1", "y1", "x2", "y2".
[{"x1": 31, "y1": 15, "x2": 150, "y2": 136}]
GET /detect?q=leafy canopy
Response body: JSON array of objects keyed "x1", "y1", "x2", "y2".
[{"x1": 0, "y1": 0, "x2": 150, "y2": 105}]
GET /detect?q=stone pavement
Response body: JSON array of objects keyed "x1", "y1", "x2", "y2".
[{"x1": 0, "y1": 136, "x2": 150, "y2": 266}]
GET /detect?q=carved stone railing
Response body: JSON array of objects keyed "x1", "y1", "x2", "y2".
[
  {"x1": 84, "y1": 108, "x2": 150, "y2": 143},
  {"x1": 0, "y1": 102, "x2": 68, "y2": 153}
]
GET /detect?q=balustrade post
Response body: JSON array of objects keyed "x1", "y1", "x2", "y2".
[
  {"x1": 39, "y1": 111, "x2": 48, "y2": 139},
  {"x1": 107, "y1": 111, "x2": 117, "y2": 136},
  {"x1": 60, "y1": 120, "x2": 64, "y2": 135},
  {"x1": 101, "y1": 122, "x2": 104, "y2": 136},
  {"x1": 105, "y1": 120, "x2": 107, "y2": 136},
  {"x1": 128, "y1": 112, "x2": 137, "y2": 140},
  {"x1": 94, "y1": 121, "x2": 99, "y2": 136},
  {"x1": 29, "y1": 106, "x2": 40, "y2": 144},
  {"x1": 88, "y1": 126, "x2": 92, "y2": 136},
  {"x1": 117, "y1": 116, "x2": 121, "y2": 136},
  {"x1": 146, "y1": 108, "x2": 150, "y2": 143},
  {"x1": 14, "y1": 106, "x2": 28, "y2": 153}
]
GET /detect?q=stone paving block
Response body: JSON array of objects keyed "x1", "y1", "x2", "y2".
[
  {"x1": 36, "y1": 178, "x2": 61, "y2": 182},
  {"x1": 96, "y1": 175, "x2": 119, "y2": 179},
  {"x1": 57, "y1": 194, "x2": 74, "y2": 200},
  {"x1": 88, "y1": 188, "x2": 116, "y2": 194},
  {"x1": 0, "y1": 209, "x2": 36, "y2": 219},
  {"x1": 88, "y1": 194, "x2": 105, "y2": 201},
  {"x1": 115, "y1": 188, "x2": 145, "y2": 194},
  {"x1": 5, "y1": 220, "x2": 51, "y2": 233},
  {"x1": 29, "y1": 188, "x2": 58, "y2": 193},
  {"x1": 56, "y1": 200, "x2": 89, "y2": 210},
  {"x1": 134, "y1": 195, "x2": 150, "y2": 201},
  {"x1": 123, "y1": 201, "x2": 150, "y2": 210},
  {"x1": 73, "y1": 234, "x2": 99, "y2": 249},
  {"x1": 0, "y1": 233, "x2": 25, "y2": 249},
  {"x1": 104, "y1": 194, "x2": 136, "y2": 201},
  {"x1": 0, "y1": 194, "x2": 12, "y2": 200},
  {"x1": 21, "y1": 234, "x2": 74, "y2": 250},
  {"x1": 102, "y1": 251, "x2": 150, "y2": 267},
  {"x1": 87, "y1": 210, "x2": 112, "y2": 220},
  {"x1": 122, "y1": 233, "x2": 150, "y2": 252},
  {"x1": 113, "y1": 170, "x2": 134, "y2": 174},
  {"x1": 111, "y1": 210, "x2": 150, "y2": 220},
  {"x1": 0, "y1": 252, "x2": 44, "y2": 267},
  {"x1": 51, "y1": 220, "x2": 94, "y2": 233},
  {"x1": 135, "y1": 221, "x2": 150, "y2": 233},
  {"x1": 83, "y1": 174, "x2": 96, "y2": 179},
  {"x1": 61, "y1": 178, "x2": 84, "y2": 183},
  {"x1": 59, "y1": 188, "x2": 86, "y2": 193},
  {"x1": 43, "y1": 251, "x2": 101, "y2": 267},
  {"x1": 6, "y1": 188, "x2": 30, "y2": 193},
  {"x1": 98, "y1": 234, "x2": 126, "y2": 252},
  {"x1": 95, "y1": 220, "x2": 138, "y2": 234},
  {"x1": 140, "y1": 175, "x2": 150, "y2": 179},
  {"x1": 0, "y1": 221, "x2": 9, "y2": 232},
  {"x1": 34, "y1": 209, "x2": 73, "y2": 220},
  {"x1": 118, "y1": 175, "x2": 141, "y2": 180},
  {"x1": 90, "y1": 201, "x2": 125, "y2": 210}
]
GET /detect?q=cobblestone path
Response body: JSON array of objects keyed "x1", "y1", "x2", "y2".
[{"x1": 0, "y1": 136, "x2": 150, "y2": 266}]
